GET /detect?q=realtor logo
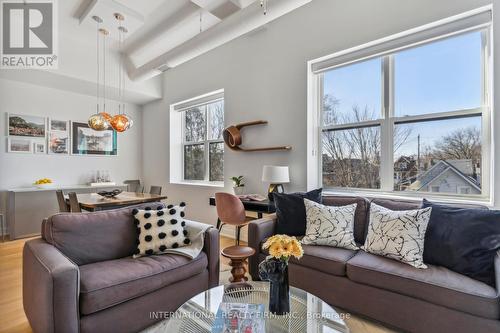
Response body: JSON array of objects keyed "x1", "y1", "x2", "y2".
[{"x1": 1, "y1": 0, "x2": 58, "y2": 68}]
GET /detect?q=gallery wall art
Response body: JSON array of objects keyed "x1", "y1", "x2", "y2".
[
  {"x1": 72, "y1": 122, "x2": 117, "y2": 155},
  {"x1": 8, "y1": 114, "x2": 46, "y2": 137},
  {"x1": 7, "y1": 137, "x2": 33, "y2": 153},
  {"x1": 5, "y1": 113, "x2": 118, "y2": 156},
  {"x1": 48, "y1": 118, "x2": 70, "y2": 155}
]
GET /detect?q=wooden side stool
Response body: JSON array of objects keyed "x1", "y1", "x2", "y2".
[{"x1": 221, "y1": 245, "x2": 255, "y2": 283}]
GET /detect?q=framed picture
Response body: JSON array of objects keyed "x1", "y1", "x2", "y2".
[
  {"x1": 8, "y1": 113, "x2": 46, "y2": 138},
  {"x1": 48, "y1": 131, "x2": 70, "y2": 154},
  {"x1": 34, "y1": 141, "x2": 46, "y2": 154},
  {"x1": 7, "y1": 137, "x2": 33, "y2": 153},
  {"x1": 49, "y1": 119, "x2": 69, "y2": 132},
  {"x1": 72, "y1": 122, "x2": 117, "y2": 155}
]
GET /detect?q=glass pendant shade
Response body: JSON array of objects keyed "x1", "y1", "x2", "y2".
[
  {"x1": 110, "y1": 114, "x2": 130, "y2": 132},
  {"x1": 99, "y1": 112, "x2": 112, "y2": 123},
  {"x1": 88, "y1": 113, "x2": 110, "y2": 131},
  {"x1": 124, "y1": 114, "x2": 133, "y2": 129}
]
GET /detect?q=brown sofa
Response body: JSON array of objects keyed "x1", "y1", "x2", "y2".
[
  {"x1": 248, "y1": 195, "x2": 500, "y2": 333},
  {"x1": 23, "y1": 203, "x2": 220, "y2": 333}
]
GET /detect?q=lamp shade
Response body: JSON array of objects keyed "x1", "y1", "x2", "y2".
[{"x1": 262, "y1": 165, "x2": 290, "y2": 184}]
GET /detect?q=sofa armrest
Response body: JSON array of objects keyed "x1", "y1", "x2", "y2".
[
  {"x1": 203, "y1": 227, "x2": 220, "y2": 288},
  {"x1": 248, "y1": 214, "x2": 277, "y2": 280},
  {"x1": 23, "y1": 238, "x2": 80, "y2": 333}
]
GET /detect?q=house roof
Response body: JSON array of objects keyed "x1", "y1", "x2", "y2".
[{"x1": 409, "y1": 160, "x2": 480, "y2": 192}]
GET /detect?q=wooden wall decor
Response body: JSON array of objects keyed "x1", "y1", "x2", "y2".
[{"x1": 223, "y1": 120, "x2": 292, "y2": 152}]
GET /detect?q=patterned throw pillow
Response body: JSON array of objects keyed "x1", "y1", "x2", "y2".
[
  {"x1": 362, "y1": 203, "x2": 432, "y2": 268},
  {"x1": 132, "y1": 203, "x2": 191, "y2": 258},
  {"x1": 301, "y1": 199, "x2": 359, "y2": 250}
]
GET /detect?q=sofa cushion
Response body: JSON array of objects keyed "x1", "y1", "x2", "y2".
[
  {"x1": 79, "y1": 252, "x2": 208, "y2": 315},
  {"x1": 347, "y1": 251, "x2": 500, "y2": 320},
  {"x1": 133, "y1": 204, "x2": 191, "y2": 258},
  {"x1": 422, "y1": 199, "x2": 500, "y2": 287},
  {"x1": 260, "y1": 240, "x2": 356, "y2": 276},
  {"x1": 274, "y1": 188, "x2": 322, "y2": 236},
  {"x1": 362, "y1": 203, "x2": 432, "y2": 269},
  {"x1": 322, "y1": 196, "x2": 369, "y2": 244},
  {"x1": 44, "y1": 203, "x2": 165, "y2": 265},
  {"x1": 302, "y1": 200, "x2": 359, "y2": 250}
]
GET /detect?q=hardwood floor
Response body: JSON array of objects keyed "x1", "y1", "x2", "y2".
[
  {"x1": 0, "y1": 236, "x2": 395, "y2": 333},
  {"x1": 0, "y1": 238, "x2": 33, "y2": 333}
]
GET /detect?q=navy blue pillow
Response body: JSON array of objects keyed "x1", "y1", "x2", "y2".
[
  {"x1": 422, "y1": 199, "x2": 500, "y2": 287},
  {"x1": 274, "y1": 188, "x2": 323, "y2": 236}
]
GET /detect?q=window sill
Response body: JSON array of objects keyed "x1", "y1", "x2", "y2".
[
  {"x1": 171, "y1": 180, "x2": 225, "y2": 188},
  {"x1": 322, "y1": 188, "x2": 493, "y2": 207}
]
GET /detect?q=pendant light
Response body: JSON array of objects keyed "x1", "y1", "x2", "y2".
[
  {"x1": 88, "y1": 16, "x2": 111, "y2": 131},
  {"x1": 110, "y1": 13, "x2": 133, "y2": 133}
]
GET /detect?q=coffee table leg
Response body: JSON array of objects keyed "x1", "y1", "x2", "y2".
[{"x1": 229, "y1": 258, "x2": 248, "y2": 283}]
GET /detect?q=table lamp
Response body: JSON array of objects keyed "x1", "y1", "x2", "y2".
[{"x1": 262, "y1": 165, "x2": 290, "y2": 201}]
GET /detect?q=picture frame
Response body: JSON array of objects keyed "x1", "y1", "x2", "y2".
[
  {"x1": 72, "y1": 121, "x2": 117, "y2": 156},
  {"x1": 8, "y1": 113, "x2": 46, "y2": 138},
  {"x1": 33, "y1": 141, "x2": 46, "y2": 154},
  {"x1": 7, "y1": 137, "x2": 33, "y2": 153},
  {"x1": 49, "y1": 119, "x2": 69, "y2": 132},
  {"x1": 48, "y1": 130, "x2": 70, "y2": 155}
]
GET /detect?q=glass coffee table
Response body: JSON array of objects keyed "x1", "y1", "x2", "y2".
[{"x1": 144, "y1": 281, "x2": 349, "y2": 333}]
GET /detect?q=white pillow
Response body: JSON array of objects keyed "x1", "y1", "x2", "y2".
[
  {"x1": 362, "y1": 203, "x2": 432, "y2": 268},
  {"x1": 301, "y1": 199, "x2": 359, "y2": 250},
  {"x1": 132, "y1": 203, "x2": 191, "y2": 258}
]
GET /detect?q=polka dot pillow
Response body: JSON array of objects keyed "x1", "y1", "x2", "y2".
[{"x1": 132, "y1": 203, "x2": 191, "y2": 258}]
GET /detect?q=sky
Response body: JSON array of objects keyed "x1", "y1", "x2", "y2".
[{"x1": 323, "y1": 30, "x2": 483, "y2": 159}]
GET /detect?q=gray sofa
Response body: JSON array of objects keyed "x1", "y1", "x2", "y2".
[
  {"x1": 23, "y1": 203, "x2": 220, "y2": 333},
  {"x1": 248, "y1": 195, "x2": 500, "y2": 333}
]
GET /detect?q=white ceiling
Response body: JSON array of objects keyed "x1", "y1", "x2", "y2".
[
  {"x1": 75, "y1": 0, "x2": 312, "y2": 80},
  {"x1": 1, "y1": 0, "x2": 310, "y2": 106}
]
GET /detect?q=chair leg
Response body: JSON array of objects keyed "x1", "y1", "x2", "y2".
[
  {"x1": 216, "y1": 218, "x2": 221, "y2": 230},
  {"x1": 218, "y1": 223, "x2": 225, "y2": 233}
]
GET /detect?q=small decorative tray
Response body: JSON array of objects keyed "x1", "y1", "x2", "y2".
[{"x1": 97, "y1": 189, "x2": 122, "y2": 198}]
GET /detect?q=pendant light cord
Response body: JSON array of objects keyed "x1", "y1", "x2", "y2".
[
  {"x1": 96, "y1": 22, "x2": 100, "y2": 113},
  {"x1": 119, "y1": 24, "x2": 123, "y2": 114},
  {"x1": 103, "y1": 32, "x2": 107, "y2": 113}
]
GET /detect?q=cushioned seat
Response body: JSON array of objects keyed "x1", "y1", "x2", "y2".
[
  {"x1": 79, "y1": 253, "x2": 208, "y2": 315},
  {"x1": 347, "y1": 251, "x2": 500, "y2": 320},
  {"x1": 290, "y1": 245, "x2": 357, "y2": 276},
  {"x1": 260, "y1": 239, "x2": 356, "y2": 276}
]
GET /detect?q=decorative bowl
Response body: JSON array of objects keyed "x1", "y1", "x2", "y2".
[{"x1": 97, "y1": 189, "x2": 122, "y2": 198}]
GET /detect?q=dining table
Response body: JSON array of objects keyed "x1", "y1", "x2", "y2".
[{"x1": 66, "y1": 191, "x2": 168, "y2": 212}]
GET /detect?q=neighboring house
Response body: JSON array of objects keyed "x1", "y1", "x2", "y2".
[
  {"x1": 394, "y1": 156, "x2": 418, "y2": 190},
  {"x1": 408, "y1": 160, "x2": 481, "y2": 195}
]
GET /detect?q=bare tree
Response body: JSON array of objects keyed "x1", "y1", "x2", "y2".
[
  {"x1": 432, "y1": 126, "x2": 481, "y2": 176},
  {"x1": 322, "y1": 94, "x2": 411, "y2": 188}
]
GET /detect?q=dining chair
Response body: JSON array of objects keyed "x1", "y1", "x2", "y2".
[
  {"x1": 68, "y1": 192, "x2": 82, "y2": 213},
  {"x1": 215, "y1": 192, "x2": 253, "y2": 245},
  {"x1": 56, "y1": 190, "x2": 70, "y2": 212},
  {"x1": 149, "y1": 186, "x2": 162, "y2": 195},
  {"x1": 124, "y1": 179, "x2": 142, "y2": 193}
]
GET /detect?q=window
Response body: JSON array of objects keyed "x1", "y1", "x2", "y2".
[
  {"x1": 170, "y1": 90, "x2": 224, "y2": 186},
  {"x1": 309, "y1": 9, "x2": 492, "y2": 199}
]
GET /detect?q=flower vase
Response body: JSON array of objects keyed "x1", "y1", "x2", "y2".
[{"x1": 258, "y1": 258, "x2": 290, "y2": 315}]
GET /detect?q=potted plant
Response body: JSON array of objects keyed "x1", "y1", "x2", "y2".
[
  {"x1": 258, "y1": 235, "x2": 303, "y2": 315},
  {"x1": 230, "y1": 176, "x2": 245, "y2": 195}
]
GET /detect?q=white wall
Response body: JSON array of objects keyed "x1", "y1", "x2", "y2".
[
  {"x1": 0, "y1": 79, "x2": 143, "y2": 213},
  {"x1": 141, "y1": 0, "x2": 498, "y2": 236}
]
